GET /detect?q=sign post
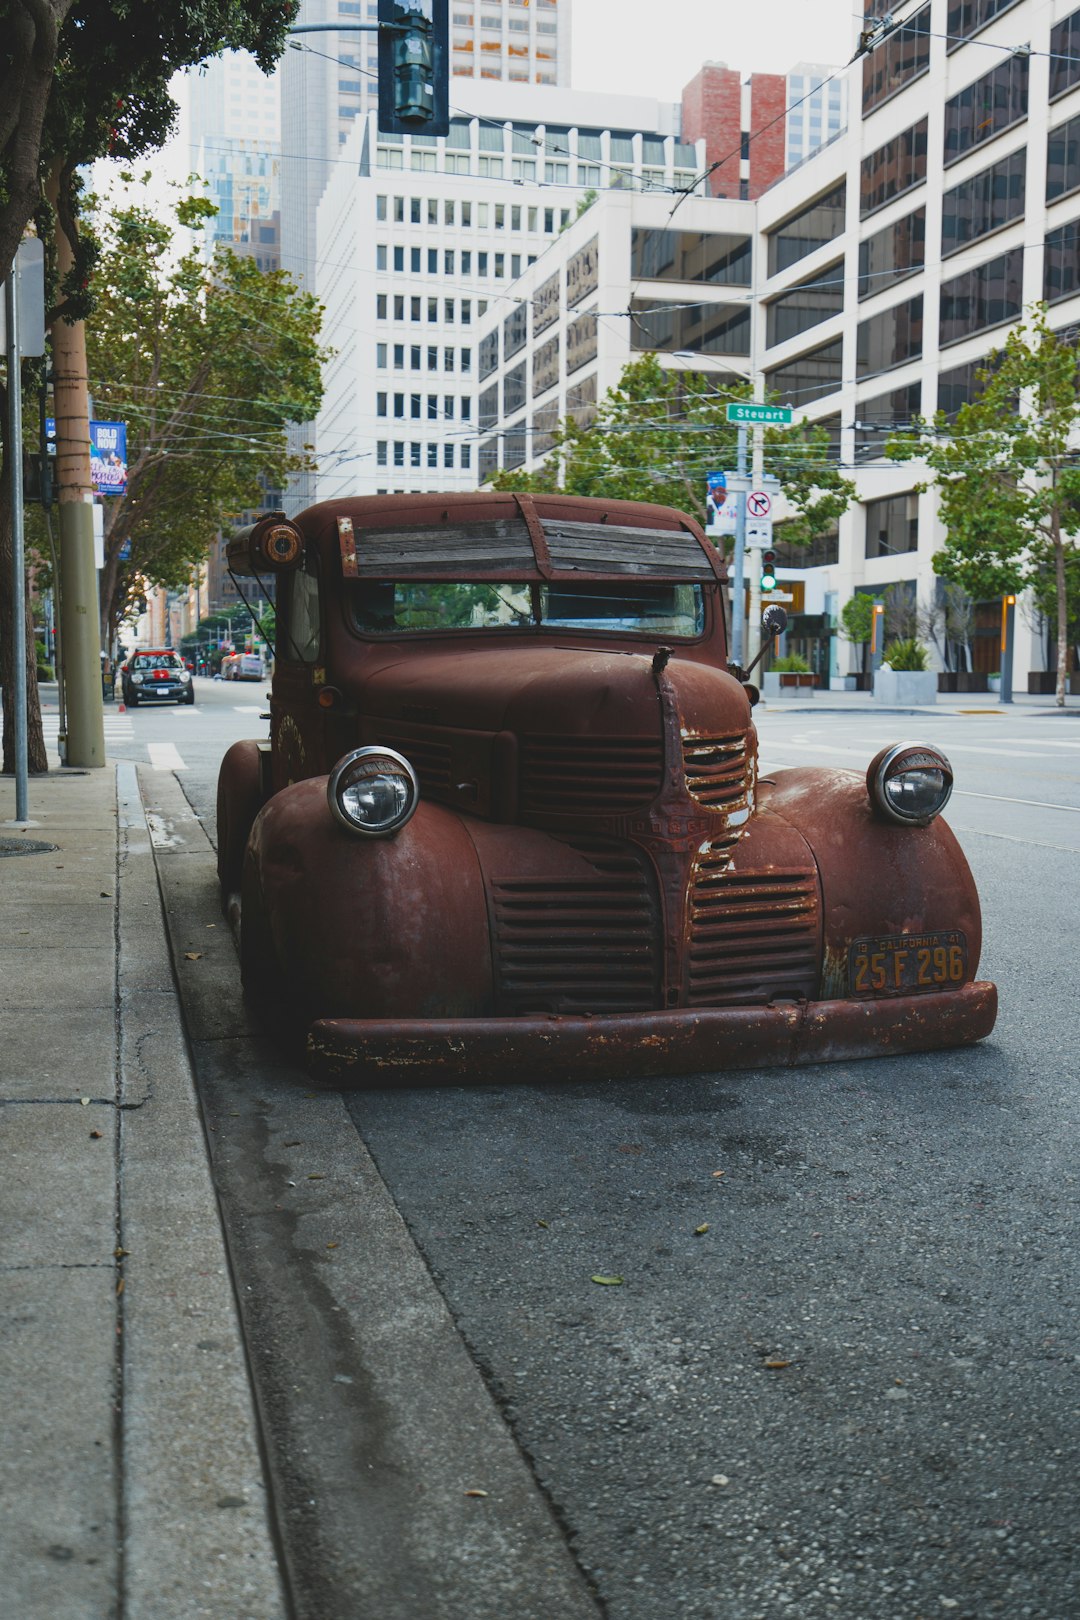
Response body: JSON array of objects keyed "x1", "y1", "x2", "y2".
[
  {"x1": 725, "y1": 402, "x2": 793, "y2": 427},
  {"x1": 4, "y1": 240, "x2": 46, "y2": 823}
]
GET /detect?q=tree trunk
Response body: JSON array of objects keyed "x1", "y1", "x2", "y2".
[{"x1": 0, "y1": 428, "x2": 50, "y2": 774}]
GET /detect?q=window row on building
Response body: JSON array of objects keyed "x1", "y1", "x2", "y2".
[
  {"x1": 376, "y1": 440, "x2": 474, "y2": 470},
  {"x1": 376, "y1": 243, "x2": 537, "y2": 278},
  {"x1": 377, "y1": 294, "x2": 479, "y2": 324},
  {"x1": 376, "y1": 343, "x2": 474, "y2": 373},
  {"x1": 376, "y1": 393, "x2": 474, "y2": 423},
  {"x1": 376, "y1": 193, "x2": 566, "y2": 232}
]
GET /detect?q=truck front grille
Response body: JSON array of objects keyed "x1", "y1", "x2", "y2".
[
  {"x1": 686, "y1": 844, "x2": 820, "y2": 1007},
  {"x1": 520, "y1": 735, "x2": 664, "y2": 816},
  {"x1": 491, "y1": 840, "x2": 660, "y2": 1014},
  {"x1": 682, "y1": 731, "x2": 754, "y2": 810}
]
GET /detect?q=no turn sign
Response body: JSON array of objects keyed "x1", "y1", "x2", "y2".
[{"x1": 748, "y1": 490, "x2": 772, "y2": 518}]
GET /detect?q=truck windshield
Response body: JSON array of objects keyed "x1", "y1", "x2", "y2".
[{"x1": 351, "y1": 581, "x2": 704, "y2": 638}]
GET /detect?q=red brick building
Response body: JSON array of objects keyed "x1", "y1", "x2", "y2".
[{"x1": 681, "y1": 62, "x2": 788, "y2": 201}]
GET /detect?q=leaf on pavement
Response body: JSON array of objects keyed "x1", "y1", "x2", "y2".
[
  {"x1": 184, "y1": 951, "x2": 202, "y2": 961},
  {"x1": 695, "y1": 1223, "x2": 710, "y2": 1235},
  {"x1": 591, "y1": 1274, "x2": 624, "y2": 1286}
]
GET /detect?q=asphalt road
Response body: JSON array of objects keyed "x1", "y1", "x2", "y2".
[{"x1": 89, "y1": 684, "x2": 1080, "y2": 1620}]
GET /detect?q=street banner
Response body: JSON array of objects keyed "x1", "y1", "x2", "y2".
[{"x1": 90, "y1": 421, "x2": 127, "y2": 495}]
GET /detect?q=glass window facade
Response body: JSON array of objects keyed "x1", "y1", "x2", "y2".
[
  {"x1": 503, "y1": 302, "x2": 528, "y2": 360},
  {"x1": 767, "y1": 182, "x2": 846, "y2": 275},
  {"x1": 937, "y1": 354, "x2": 995, "y2": 416},
  {"x1": 862, "y1": 4, "x2": 931, "y2": 114},
  {"x1": 1050, "y1": 8, "x2": 1080, "y2": 99},
  {"x1": 479, "y1": 383, "x2": 499, "y2": 433},
  {"x1": 479, "y1": 329, "x2": 499, "y2": 382},
  {"x1": 766, "y1": 261, "x2": 844, "y2": 347},
  {"x1": 503, "y1": 362, "x2": 527, "y2": 416},
  {"x1": 857, "y1": 295, "x2": 924, "y2": 377},
  {"x1": 630, "y1": 229, "x2": 752, "y2": 285},
  {"x1": 854, "y1": 383, "x2": 922, "y2": 460},
  {"x1": 946, "y1": 0, "x2": 1022, "y2": 52},
  {"x1": 629, "y1": 300, "x2": 750, "y2": 355},
  {"x1": 939, "y1": 247, "x2": 1023, "y2": 344},
  {"x1": 944, "y1": 55, "x2": 1028, "y2": 167},
  {"x1": 1047, "y1": 112, "x2": 1080, "y2": 202},
  {"x1": 858, "y1": 207, "x2": 926, "y2": 300},
  {"x1": 765, "y1": 337, "x2": 843, "y2": 406},
  {"x1": 942, "y1": 148, "x2": 1026, "y2": 255},
  {"x1": 1044, "y1": 217, "x2": 1080, "y2": 302},
  {"x1": 864, "y1": 492, "x2": 919, "y2": 557},
  {"x1": 860, "y1": 119, "x2": 928, "y2": 217}
]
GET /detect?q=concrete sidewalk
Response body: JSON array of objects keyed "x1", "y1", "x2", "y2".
[
  {"x1": 756, "y1": 686, "x2": 1080, "y2": 716},
  {"x1": 0, "y1": 762, "x2": 285, "y2": 1620}
]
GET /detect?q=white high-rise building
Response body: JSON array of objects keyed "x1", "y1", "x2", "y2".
[
  {"x1": 282, "y1": 0, "x2": 574, "y2": 291},
  {"x1": 314, "y1": 82, "x2": 703, "y2": 502},
  {"x1": 282, "y1": 1, "x2": 575, "y2": 508}
]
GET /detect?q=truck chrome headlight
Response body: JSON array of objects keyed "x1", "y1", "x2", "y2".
[
  {"x1": 132, "y1": 671, "x2": 144, "y2": 684},
  {"x1": 327, "y1": 746, "x2": 419, "y2": 838},
  {"x1": 867, "y1": 742, "x2": 954, "y2": 826}
]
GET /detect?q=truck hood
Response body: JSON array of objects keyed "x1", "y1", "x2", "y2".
[{"x1": 358, "y1": 643, "x2": 752, "y2": 740}]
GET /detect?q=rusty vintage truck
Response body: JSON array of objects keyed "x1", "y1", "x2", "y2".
[{"x1": 215, "y1": 491, "x2": 997, "y2": 1083}]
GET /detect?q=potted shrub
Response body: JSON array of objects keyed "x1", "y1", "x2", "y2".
[
  {"x1": 873, "y1": 638, "x2": 938, "y2": 705},
  {"x1": 762, "y1": 653, "x2": 815, "y2": 699}
]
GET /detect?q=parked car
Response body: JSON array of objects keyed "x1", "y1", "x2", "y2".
[
  {"x1": 121, "y1": 649, "x2": 194, "y2": 706},
  {"x1": 220, "y1": 651, "x2": 264, "y2": 681},
  {"x1": 216, "y1": 496, "x2": 997, "y2": 1083}
]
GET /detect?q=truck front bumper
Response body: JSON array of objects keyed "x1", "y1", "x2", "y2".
[{"x1": 306, "y1": 981, "x2": 997, "y2": 1086}]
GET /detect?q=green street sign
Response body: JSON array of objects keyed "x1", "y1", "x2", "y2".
[{"x1": 726, "y1": 402, "x2": 793, "y2": 425}]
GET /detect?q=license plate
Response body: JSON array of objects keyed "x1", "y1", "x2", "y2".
[{"x1": 849, "y1": 930, "x2": 967, "y2": 996}]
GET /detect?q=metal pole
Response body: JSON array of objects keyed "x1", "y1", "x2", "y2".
[
  {"x1": 5, "y1": 268, "x2": 29, "y2": 820},
  {"x1": 1000, "y1": 593, "x2": 1015, "y2": 704},
  {"x1": 746, "y1": 386, "x2": 766, "y2": 669},
  {"x1": 730, "y1": 424, "x2": 747, "y2": 666}
]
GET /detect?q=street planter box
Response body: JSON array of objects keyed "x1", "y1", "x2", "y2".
[
  {"x1": 1029, "y1": 672, "x2": 1056, "y2": 694},
  {"x1": 940, "y1": 672, "x2": 989, "y2": 693},
  {"x1": 762, "y1": 671, "x2": 815, "y2": 698},
  {"x1": 830, "y1": 675, "x2": 858, "y2": 691},
  {"x1": 873, "y1": 669, "x2": 938, "y2": 705}
]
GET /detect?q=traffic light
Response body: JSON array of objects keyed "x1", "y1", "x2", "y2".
[
  {"x1": 760, "y1": 549, "x2": 777, "y2": 591},
  {"x1": 378, "y1": 0, "x2": 449, "y2": 137}
]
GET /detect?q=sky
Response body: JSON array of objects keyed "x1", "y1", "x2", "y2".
[{"x1": 568, "y1": 0, "x2": 857, "y2": 103}]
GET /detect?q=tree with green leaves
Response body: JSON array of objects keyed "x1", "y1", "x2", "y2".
[
  {"x1": 2, "y1": 0, "x2": 300, "y2": 772},
  {"x1": 840, "y1": 591, "x2": 876, "y2": 677},
  {"x1": 488, "y1": 352, "x2": 855, "y2": 545},
  {"x1": 0, "y1": 2, "x2": 297, "y2": 279},
  {"x1": 84, "y1": 187, "x2": 326, "y2": 649},
  {"x1": 888, "y1": 306, "x2": 1080, "y2": 706}
]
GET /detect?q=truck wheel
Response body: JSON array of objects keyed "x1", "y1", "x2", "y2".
[
  {"x1": 182, "y1": 686, "x2": 195, "y2": 705},
  {"x1": 216, "y1": 738, "x2": 265, "y2": 903},
  {"x1": 126, "y1": 690, "x2": 138, "y2": 707}
]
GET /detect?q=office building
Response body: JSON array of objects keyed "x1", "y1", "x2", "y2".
[{"x1": 313, "y1": 82, "x2": 702, "y2": 502}]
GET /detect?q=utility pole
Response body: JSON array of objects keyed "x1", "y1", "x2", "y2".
[{"x1": 48, "y1": 165, "x2": 104, "y2": 768}]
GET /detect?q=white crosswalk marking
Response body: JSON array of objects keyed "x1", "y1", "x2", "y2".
[
  {"x1": 233, "y1": 706, "x2": 265, "y2": 714},
  {"x1": 41, "y1": 716, "x2": 133, "y2": 740},
  {"x1": 148, "y1": 743, "x2": 186, "y2": 772}
]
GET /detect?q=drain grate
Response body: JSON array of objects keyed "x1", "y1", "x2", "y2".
[{"x1": 0, "y1": 838, "x2": 60, "y2": 857}]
